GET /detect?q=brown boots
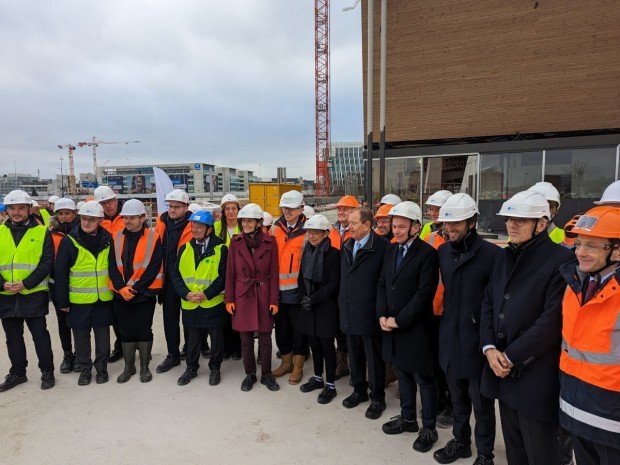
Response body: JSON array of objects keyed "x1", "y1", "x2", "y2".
[
  {"x1": 334, "y1": 350, "x2": 350, "y2": 380},
  {"x1": 272, "y1": 353, "x2": 293, "y2": 378},
  {"x1": 289, "y1": 355, "x2": 305, "y2": 385}
]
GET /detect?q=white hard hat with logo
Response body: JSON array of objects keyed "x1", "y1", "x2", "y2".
[
  {"x1": 594, "y1": 180, "x2": 620, "y2": 205},
  {"x1": 165, "y1": 189, "x2": 189, "y2": 204},
  {"x1": 303, "y1": 214, "x2": 331, "y2": 231},
  {"x1": 120, "y1": 199, "x2": 147, "y2": 216},
  {"x1": 94, "y1": 185, "x2": 117, "y2": 202},
  {"x1": 497, "y1": 191, "x2": 550, "y2": 219},
  {"x1": 220, "y1": 193, "x2": 240, "y2": 208},
  {"x1": 262, "y1": 211, "x2": 274, "y2": 226},
  {"x1": 79, "y1": 200, "x2": 104, "y2": 218},
  {"x1": 48, "y1": 195, "x2": 60, "y2": 204},
  {"x1": 388, "y1": 201, "x2": 423, "y2": 222},
  {"x1": 439, "y1": 193, "x2": 479, "y2": 222},
  {"x1": 53, "y1": 198, "x2": 77, "y2": 212},
  {"x1": 238, "y1": 203, "x2": 264, "y2": 220},
  {"x1": 280, "y1": 190, "x2": 304, "y2": 209},
  {"x1": 426, "y1": 190, "x2": 453, "y2": 207},
  {"x1": 528, "y1": 182, "x2": 561, "y2": 206},
  {"x1": 303, "y1": 205, "x2": 315, "y2": 218},
  {"x1": 380, "y1": 193, "x2": 402, "y2": 206},
  {"x1": 3, "y1": 190, "x2": 32, "y2": 206}
]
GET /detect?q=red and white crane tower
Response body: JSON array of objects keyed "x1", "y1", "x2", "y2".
[{"x1": 314, "y1": 0, "x2": 330, "y2": 197}]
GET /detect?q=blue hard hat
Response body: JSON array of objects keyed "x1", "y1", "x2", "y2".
[
  {"x1": 189, "y1": 210, "x2": 214, "y2": 226},
  {"x1": 0, "y1": 202, "x2": 5, "y2": 213}
]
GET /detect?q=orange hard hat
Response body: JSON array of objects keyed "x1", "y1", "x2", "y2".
[
  {"x1": 336, "y1": 195, "x2": 360, "y2": 209},
  {"x1": 571, "y1": 206, "x2": 620, "y2": 239},
  {"x1": 562, "y1": 214, "x2": 582, "y2": 247},
  {"x1": 85, "y1": 196, "x2": 95, "y2": 202},
  {"x1": 374, "y1": 204, "x2": 392, "y2": 219}
]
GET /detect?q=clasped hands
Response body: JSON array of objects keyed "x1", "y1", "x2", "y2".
[
  {"x1": 186, "y1": 292, "x2": 206, "y2": 303},
  {"x1": 485, "y1": 348, "x2": 513, "y2": 378},
  {"x1": 379, "y1": 316, "x2": 399, "y2": 332},
  {"x1": 3, "y1": 281, "x2": 25, "y2": 294}
]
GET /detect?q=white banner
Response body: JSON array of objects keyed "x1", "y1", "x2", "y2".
[{"x1": 153, "y1": 166, "x2": 174, "y2": 216}]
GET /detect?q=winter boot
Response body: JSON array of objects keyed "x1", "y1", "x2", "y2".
[
  {"x1": 334, "y1": 350, "x2": 350, "y2": 380},
  {"x1": 289, "y1": 355, "x2": 305, "y2": 385},
  {"x1": 272, "y1": 352, "x2": 293, "y2": 378},
  {"x1": 117, "y1": 342, "x2": 137, "y2": 383},
  {"x1": 137, "y1": 341, "x2": 153, "y2": 383}
]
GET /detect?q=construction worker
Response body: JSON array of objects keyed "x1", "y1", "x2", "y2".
[
  {"x1": 420, "y1": 190, "x2": 453, "y2": 241},
  {"x1": 374, "y1": 204, "x2": 394, "y2": 241},
  {"x1": 379, "y1": 193, "x2": 402, "y2": 207},
  {"x1": 271, "y1": 190, "x2": 309, "y2": 385},
  {"x1": 298, "y1": 214, "x2": 341, "y2": 404},
  {"x1": 594, "y1": 179, "x2": 620, "y2": 206},
  {"x1": 378, "y1": 201, "x2": 439, "y2": 450},
  {"x1": 54, "y1": 201, "x2": 114, "y2": 386},
  {"x1": 339, "y1": 207, "x2": 390, "y2": 419},
  {"x1": 109, "y1": 199, "x2": 163, "y2": 384},
  {"x1": 480, "y1": 191, "x2": 573, "y2": 465},
  {"x1": 559, "y1": 206, "x2": 620, "y2": 465},
  {"x1": 50, "y1": 198, "x2": 80, "y2": 374},
  {"x1": 328, "y1": 195, "x2": 359, "y2": 250},
  {"x1": 214, "y1": 193, "x2": 242, "y2": 360},
  {"x1": 0, "y1": 190, "x2": 55, "y2": 392},
  {"x1": 433, "y1": 194, "x2": 500, "y2": 465},
  {"x1": 94, "y1": 185, "x2": 125, "y2": 362},
  {"x1": 528, "y1": 181, "x2": 565, "y2": 244},
  {"x1": 262, "y1": 211, "x2": 274, "y2": 234},
  {"x1": 154, "y1": 189, "x2": 193, "y2": 373},
  {"x1": 172, "y1": 210, "x2": 227, "y2": 387},
  {"x1": 39, "y1": 195, "x2": 57, "y2": 226}
]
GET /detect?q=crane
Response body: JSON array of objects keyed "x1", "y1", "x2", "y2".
[
  {"x1": 315, "y1": 0, "x2": 330, "y2": 197},
  {"x1": 77, "y1": 137, "x2": 140, "y2": 176},
  {"x1": 57, "y1": 144, "x2": 77, "y2": 196}
]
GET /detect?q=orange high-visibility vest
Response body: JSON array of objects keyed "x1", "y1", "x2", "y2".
[
  {"x1": 112, "y1": 228, "x2": 163, "y2": 291},
  {"x1": 328, "y1": 224, "x2": 351, "y2": 250},
  {"x1": 101, "y1": 215, "x2": 125, "y2": 236},
  {"x1": 155, "y1": 216, "x2": 193, "y2": 250},
  {"x1": 273, "y1": 221, "x2": 305, "y2": 292},
  {"x1": 426, "y1": 230, "x2": 446, "y2": 316}
]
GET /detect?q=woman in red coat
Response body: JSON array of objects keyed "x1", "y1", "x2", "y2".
[{"x1": 225, "y1": 203, "x2": 280, "y2": 392}]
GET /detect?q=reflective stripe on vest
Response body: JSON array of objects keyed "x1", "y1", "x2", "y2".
[
  {"x1": 560, "y1": 397, "x2": 620, "y2": 433},
  {"x1": 274, "y1": 225, "x2": 304, "y2": 291},
  {"x1": 113, "y1": 229, "x2": 163, "y2": 290},
  {"x1": 0, "y1": 225, "x2": 48, "y2": 295},
  {"x1": 67, "y1": 236, "x2": 113, "y2": 304},
  {"x1": 561, "y1": 311, "x2": 620, "y2": 365},
  {"x1": 178, "y1": 242, "x2": 224, "y2": 310}
]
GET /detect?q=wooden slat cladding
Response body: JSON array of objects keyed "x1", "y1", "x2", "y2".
[{"x1": 361, "y1": 0, "x2": 620, "y2": 143}]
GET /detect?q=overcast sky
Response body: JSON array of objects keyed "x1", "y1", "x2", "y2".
[{"x1": 0, "y1": 1, "x2": 363, "y2": 182}]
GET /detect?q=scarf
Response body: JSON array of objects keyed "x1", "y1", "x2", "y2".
[
  {"x1": 301, "y1": 236, "x2": 331, "y2": 290},
  {"x1": 243, "y1": 230, "x2": 263, "y2": 254}
]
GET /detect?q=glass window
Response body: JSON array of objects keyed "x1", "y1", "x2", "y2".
[{"x1": 373, "y1": 157, "x2": 422, "y2": 205}]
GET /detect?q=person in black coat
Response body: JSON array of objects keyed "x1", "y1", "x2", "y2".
[
  {"x1": 297, "y1": 214, "x2": 341, "y2": 404},
  {"x1": 377, "y1": 201, "x2": 440, "y2": 453},
  {"x1": 339, "y1": 207, "x2": 390, "y2": 420},
  {"x1": 480, "y1": 191, "x2": 573, "y2": 465},
  {"x1": 433, "y1": 194, "x2": 500, "y2": 465}
]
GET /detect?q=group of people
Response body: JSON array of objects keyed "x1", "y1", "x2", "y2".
[{"x1": 1, "y1": 178, "x2": 619, "y2": 465}]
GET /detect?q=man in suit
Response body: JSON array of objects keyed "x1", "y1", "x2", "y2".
[{"x1": 377, "y1": 201, "x2": 440, "y2": 453}]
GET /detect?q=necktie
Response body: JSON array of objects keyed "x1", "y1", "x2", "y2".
[
  {"x1": 396, "y1": 245, "x2": 406, "y2": 270},
  {"x1": 353, "y1": 241, "x2": 360, "y2": 259},
  {"x1": 583, "y1": 279, "x2": 598, "y2": 304}
]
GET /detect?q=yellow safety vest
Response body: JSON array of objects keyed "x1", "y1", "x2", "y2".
[
  {"x1": 0, "y1": 225, "x2": 48, "y2": 295},
  {"x1": 548, "y1": 225, "x2": 565, "y2": 244},
  {"x1": 40, "y1": 209, "x2": 51, "y2": 227},
  {"x1": 68, "y1": 236, "x2": 113, "y2": 304},
  {"x1": 178, "y1": 242, "x2": 224, "y2": 310},
  {"x1": 420, "y1": 221, "x2": 433, "y2": 241},
  {"x1": 214, "y1": 222, "x2": 240, "y2": 247}
]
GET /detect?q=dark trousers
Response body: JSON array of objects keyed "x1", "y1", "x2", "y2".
[
  {"x1": 54, "y1": 306, "x2": 73, "y2": 353},
  {"x1": 499, "y1": 400, "x2": 559, "y2": 465},
  {"x1": 347, "y1": 333, "x2": 385, "y2": 401},
  {"x1": 309, "y1": 335, "x2": 336, "y2": 383},
  {"x1": 161, "y1": 284, "x2": 186, "y2": 357},
  {"x1": 559, "y1": 426, "x2": 574, "y2": 465},
  {"x1": 274, "y1": 303, "x2": 308, "y2": 356},
  {"x1": 432, "y1": 316, "x2": 450, "y2": 410},
  {"x1": 222, "y1": 314, "x2": 241, "y2": 355},
  {"x1": 398, "y1": 369, "x2": 438, "y2": 428},
  {"x1": 73, "y1": 326, "x2": 110, "y2": 372},
  {"x1": 2, "y1": 316, "x2": 54, "y2": 376},
  {"x1": 447, "y1": 374, "x2": 496, "y2": 458},
  {"x1": 114, "y1": 298, "x2": 156, "y2": 342},
  {"x1": 572, "y1": 433, "x2": 620, "y2": 465},
  {"x1": 186, "y1": 326, "x2": 224, "y2": 372},
  {"x1": 336, "y1": 329, "x2": 347, "y2": 353},
  {"x1": 240, "y1": 331, "x2": 272, "y2": 376}
]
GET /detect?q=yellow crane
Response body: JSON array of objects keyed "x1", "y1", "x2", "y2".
[{"x1": 77, "y1": 137, "x2": 140, "y2": 176}]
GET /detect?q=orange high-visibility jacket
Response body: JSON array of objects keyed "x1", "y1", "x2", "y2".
[
  {"x1": 425, "y1": 230, "x2": 446, "y2": 316},
  {"x1": 272, "y1": 219, "x2": 306, "y2": 292},
  {"x1": 101, "y1": 215, "x2": 125, "y2": 236},
  {"x1": 328, "y1": 222, "x2": 351, "y2": 250},
  {"x1": 155, "y1": 216, "x2": 193, "y2": 251},
  {"x1": 112, "y1": 228, "x2": 164, "y2": 291}
]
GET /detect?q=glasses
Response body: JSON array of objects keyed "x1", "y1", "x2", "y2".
[
  {"x1": 504, "y1": 217, "x2": 529, "y2": 227},
  {"x1": 573, "y1": 240, "x2": 614, "y2": 252}
]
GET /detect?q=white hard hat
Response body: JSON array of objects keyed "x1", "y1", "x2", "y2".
[
  {"x1": 78, "y1": 200, "x2": 104, "y2": 218},
  {"x1": 188, "y1": 203, "x2": 201, "y2": 213},
  {"x1": 303, "y1": 214, "x2": 330, "y2": 231},
  {"x1": 165, "y1": 189, "x2": 189, "y2": 204},
  {"x1": 303, "y1": 205, "x2": 315, "y2": 218},
  {"x1": 30, "y1": 199, "x2": 40, "y2": 208},
  {"x1": 238, "y1": 203, "x2": 264, "y2": 220},
  {"x1": 380, "y1": 193, "x2": 402, "y2": 206},
  {"x1": 48, "y1": 195, "x2": 60, "y2": 204},
  {"x1": 439, "y1": 193, "x2": 478, "y2": 222},
  {"x1": 94, "y1": 185, "x2": 117, "y2": 202},
  {"x1": 220, "y1": 193, "x2": 240, "y2": 207},
  {"x1": 120, "y1": 199, "x2": 147, "y2": 216},
  {"x1": 279, "y1": 190, "x2": 304, "y2": 208},
  {"x1": 388, "y1": 201, "x2": 422, "y2": 222},
  {"x1": 497, "y1": 191, "x2": 550, "y2": 219},
  {"x1": 53, "y1": 198, "x2": 77, "y2": 212},
  {"x1": 426, "y1": 190, "x2": 453, "y2": 207},
  {"x1": 3, "y1": 190, "x2": 32, "y2": 206},
  {"x1": 76, "y1": 201, "x2": 86, "y2": 209},
  {"x1": 528, "y1": 182, "x2": 561, "y2": 206},
  {"x1": 594, "y1": 180, "x2": 620, "y2": 205},
  {"x1": 262, "y1": 211, "x2": 274, "y2": 226}
]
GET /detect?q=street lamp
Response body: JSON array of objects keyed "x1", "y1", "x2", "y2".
[{"x1": 60, "y1": 158, "x2": 65, "y2": 197}]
